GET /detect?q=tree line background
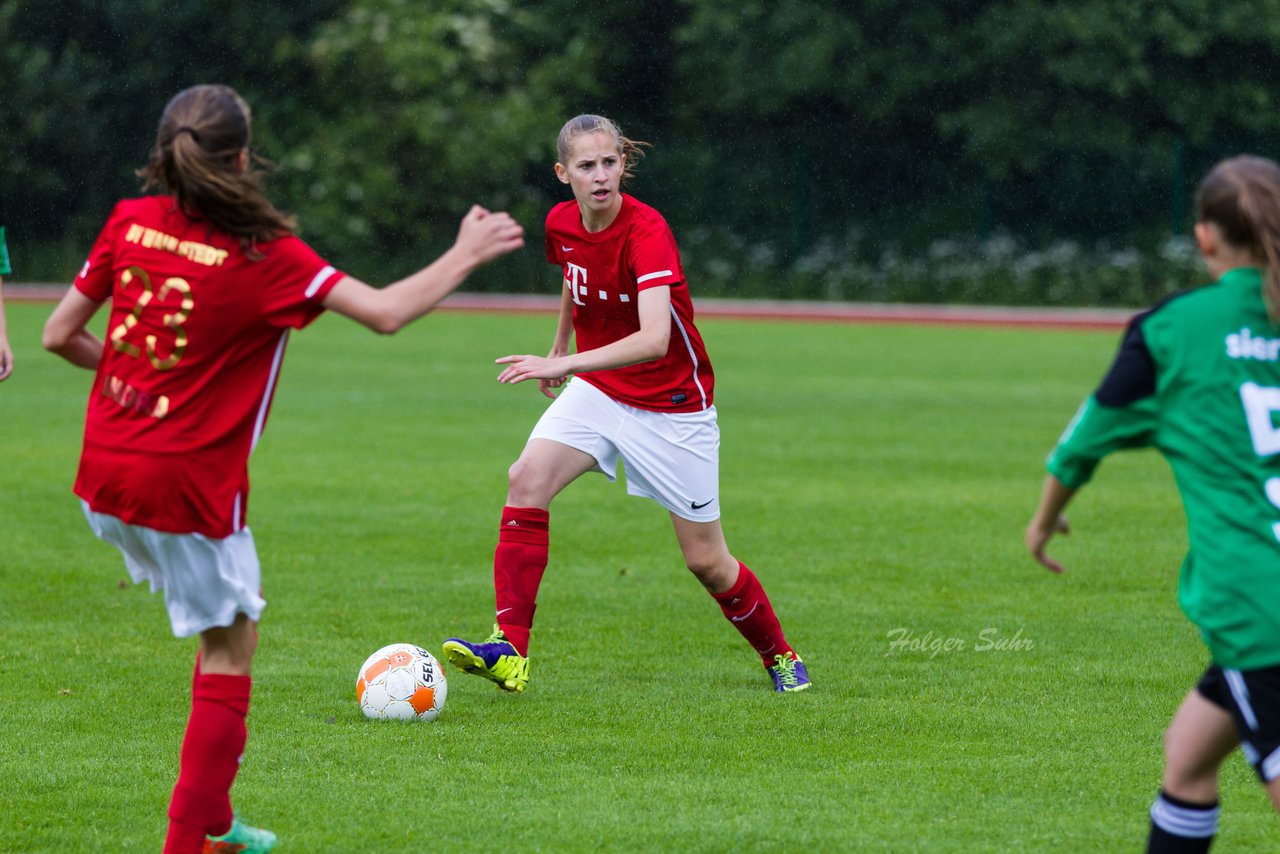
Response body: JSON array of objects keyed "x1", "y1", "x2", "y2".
[{"x1": 5, "y1": 0, "x2": 1280, "y2": 305}]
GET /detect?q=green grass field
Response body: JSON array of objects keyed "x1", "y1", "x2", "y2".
[{"x1": 1, "y1": 300, "x2": 1276, "y2": 851}]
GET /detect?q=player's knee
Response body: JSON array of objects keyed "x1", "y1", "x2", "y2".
[
  {"x1": 1163, "y1": 724, "x2": 1216, "y2": 785},
  {"x1": 243, "y1": 623, "x2": 259, "y2": 660},
  {"x1": 506, "y1": 458, "x2": 548, "y2": 505},
  {"x1": 684, "y1": 551, "x2": 732, "y2": 589}
]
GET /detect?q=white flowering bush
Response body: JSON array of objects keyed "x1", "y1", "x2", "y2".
[{"x1": 679, "y1": 227, "x2": 1207, "y2": 308}]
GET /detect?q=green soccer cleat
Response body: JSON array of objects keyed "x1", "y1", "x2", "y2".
[
  {"x1": 203, "y1": 815, "x2": 277, "y2": 854},
  {"x1": 768, "y1": 651, "x2": 811, "y2": 693},
  {"x1": 442, "y1": 624, "x2": 530, "y2": 693}
]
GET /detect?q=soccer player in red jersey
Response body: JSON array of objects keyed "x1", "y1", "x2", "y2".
[
  {"x1": 42, "y1": 84, "x2": 523, "y2": 854},
  {"x1": 443, "y1": 115, "x2": 810, "y2": 695}
]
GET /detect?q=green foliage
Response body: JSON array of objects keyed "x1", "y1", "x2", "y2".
[
  {"x1": 276, "y1": 0, "x2": 600, "y2": 279},
  {"x1": 0, "y1": 0, "x2": 339, "y2": 245},
  {"x1": 6, "y1": 304, "x2": 1280, "y2": 849},
  {"x1": 6, "y1": 1, "x2": 1280, "y2": 299},
  {"x1": 942, "y1": 0, "x2": 1280, "y2": 177}
]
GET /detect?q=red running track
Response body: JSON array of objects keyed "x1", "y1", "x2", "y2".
[{"x1": 5, "y1": 285, "x2": 1133, "y2": 331}]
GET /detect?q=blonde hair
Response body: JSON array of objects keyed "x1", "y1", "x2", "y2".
[
  {"x1": 556, "y1": 114, "x2": 649, "y2": 183},
  {"x1": 1197, "y1": 155, "x2": 1280, "y2": 321},
  {"x1": 138, "y1": 84, "x2": 295, "y2": 258}
]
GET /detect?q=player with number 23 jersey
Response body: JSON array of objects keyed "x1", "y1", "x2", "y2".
[
  {"x1": 74, "y1": 195, "x2": 344, "y2": 538},
  {"x1": 43, "y1": 84, "x2": 523, "y2": 854}
]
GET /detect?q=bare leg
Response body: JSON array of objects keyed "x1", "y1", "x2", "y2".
[
  {"x1": 506, "y1": 438, "x2": 598, "y2": 509},
  {"x1": 671, "y1": 513, "x2": 797, "y2": 673},
  {"x1": 198, "y1": 613, "x2": 257, "y2": 676},
  {"x1": 1162, "y1": 689, "x2": 1241, "y2": 803},
  {"x1": 669, "y1": 513, "x2": 738, "y2": 593}
]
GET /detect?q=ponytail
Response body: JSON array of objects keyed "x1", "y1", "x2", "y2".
[
  {"x1": 1196, "y1": 155, "x2": 1280, "y2": 322},
  {"x1": 1236, "y1": 180, "x2": 1280, "y2": 322},
  {"x1": 556, "y1": 114, "x2": 650, "y2": 184},
  {"x1": 138, "y1": 85, "x2": 295, "y2": 258}
]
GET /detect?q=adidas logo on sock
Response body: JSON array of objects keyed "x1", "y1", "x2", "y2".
[{"x1": 506, "y1": 520, "x2": 520, "y2": 526}]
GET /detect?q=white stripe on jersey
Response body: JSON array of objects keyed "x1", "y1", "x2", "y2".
[
  {"x1": 232, "y1": 491, "x2": 243, "y2": 533},
  {"x1": 669, "y1": 306, "x2": 708, "y2": 410},
  {"x1": 251, "y1": 331, "x2": 290, "y2": 453},
  {"x1": 637, "y1": 270, "x2": 673, "y2": 285},
  {"x1": 304, "y1": 265, "x2": 337, "y2": 298}
]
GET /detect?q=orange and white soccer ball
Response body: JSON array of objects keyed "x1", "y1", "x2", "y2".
[{"x1": 356, "y1": 643, "x2": 447, "y2": 721}]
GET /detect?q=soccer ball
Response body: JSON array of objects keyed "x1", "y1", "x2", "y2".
[{"x1": 356, "y1": 643, "x2": 447, "y2": 721}]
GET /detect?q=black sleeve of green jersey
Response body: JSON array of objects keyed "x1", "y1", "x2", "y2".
[
  {"x1": 1094, "y1": 314, "x2": 1157, "y2": 406},
  {"x1": 1094, "y1": 291, "x2": 1194, "y2": 407}
]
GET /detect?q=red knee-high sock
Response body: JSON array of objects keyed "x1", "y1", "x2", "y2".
[
  {"x1": 493, "y1": 506, "x2": 549, "y2": 657},
  {"x1": 712, "y1": 562, "x2": 793, "y2": 665},
  {"x1": 164, "y1": 668, "x2": 251, "y2": 854}
]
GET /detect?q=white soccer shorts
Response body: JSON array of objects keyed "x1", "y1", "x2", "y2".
[
  {"x1": 528, "y1": 377, "x2": 721, "y2": 522},
  {"x1": 82, "y1": 501, "x2": 266, "y2": 638}
]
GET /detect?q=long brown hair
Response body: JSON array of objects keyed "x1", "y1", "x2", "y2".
[
  {"x1": 1197, "y1": 155, "x2": 1280, "y2": 320},
  {"x1": 555, "y1": 115, "x2": 650, "y2": 184},
  {"x1": 138, "y1": 85, "x2": 295, "y2": 257}
]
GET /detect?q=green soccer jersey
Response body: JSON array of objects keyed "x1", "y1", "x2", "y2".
[{"x1": 1048, "y1": 267, "x2": 1280, "y2": 669}]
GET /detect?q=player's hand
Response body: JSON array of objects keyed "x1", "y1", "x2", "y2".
[
  {"x1": 1025, "y1": 514, "x2": 1070, "y2": 574},
  {"x1": 538, "y1": 345, "x2": 569, "y2": 399},
  {"x1": 455, "y1": 205, "x2": 524, "y2": 266},
  {"x1": 496, "y1": 354, "x2": 570, "y2": 391},
  {"x1": 538, "y1": 375, "x2": 567, "y2": 399},
  {"x1": 0, "y1": 337, "x2": 11, "y2": 382}
]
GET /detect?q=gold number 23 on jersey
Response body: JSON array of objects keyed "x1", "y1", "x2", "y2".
[{"x1": 109, "y1": 265, "x2": 194, "y2": 371}]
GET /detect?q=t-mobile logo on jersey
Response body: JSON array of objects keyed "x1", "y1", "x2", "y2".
[
  {"x1": 565, "y1": 261, "x2": 588, "y2": 306},
  {"x1": 563, "y1": 262, "x2": 633, "y2": 308}
]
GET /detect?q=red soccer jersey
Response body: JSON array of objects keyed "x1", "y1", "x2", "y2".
[
  {"x1": 544, "y1": 194, "x2": 714, "y2": 412},
  {"x1": 72, "y1": 196, "x2": 344, "y2": 537}
]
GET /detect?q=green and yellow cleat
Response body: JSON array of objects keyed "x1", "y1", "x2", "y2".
[
  {"x1": 442, "y1": 624, "x2": 530, "y2": 693},
  {"x1": 768, "y1": 651, "x2": 811, "y2": 693},
  {"x1": 204, "y1": 815, "x2": 277, "y2": 854}
]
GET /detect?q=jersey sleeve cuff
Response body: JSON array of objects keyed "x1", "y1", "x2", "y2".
[
  {"x1": 73, "y1": 276, "x2": 109, "y2": 303},
  {"x1": 1045, "y1": 453, "x2": 1097, "y2": 491},
  {"x1": 305, "y1": 265, "x2": 344, "y2": 304},
  {"x1": 636, "y1": 269, "x2": 679, "y2": 290}
]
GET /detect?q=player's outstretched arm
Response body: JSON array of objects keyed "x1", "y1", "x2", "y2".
[
  {"x1": 43, "y1": 287, "x2": 106, "y2": 370},
  {"x1": 497, "y1": 285, "x2": 671, "y2": 387},
  {"x1": 0, "y1": 277, "x2": 11, "y2": 382},
  {"x1": 1025, "y1": 473, "x2": 1076, "y2": 574},
  {"x1": 323, "y1": 205, "x2": 524, "y2": 334}
]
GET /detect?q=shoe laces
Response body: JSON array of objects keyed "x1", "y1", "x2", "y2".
[
  {"x1": 772, "y1": 653, "x2": 800, "y2": 688},
  {"x1": 482, "y1": 623, "x2": 508, "y2": 645}
]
